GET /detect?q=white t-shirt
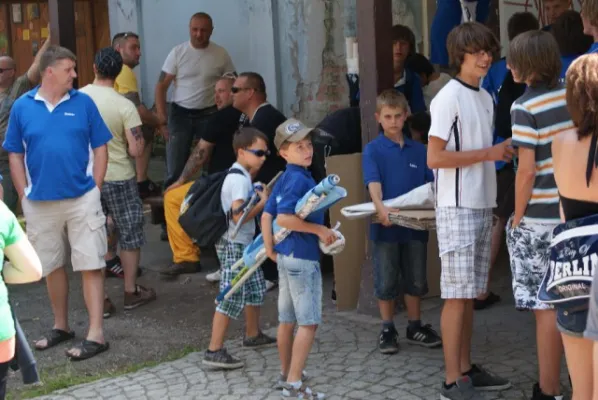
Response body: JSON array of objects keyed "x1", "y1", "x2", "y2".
[
  {"x1": 423, "y1": 72, "x2": 452, "y2": 110},
  {"x1": 428, "y1": 78, "x2": 496, "y2": 209},
  {"x1": 221, "y1": 162, "x2": 255, "y2": 245},
  {"x1": 162, "y1": 41, "x2": 235, "y2": 110}
]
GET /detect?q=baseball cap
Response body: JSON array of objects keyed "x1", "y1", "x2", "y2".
[
  {"x1": 274, "y1": 118, "x2": 314, "y2": 150},
  {"x1": 94, "y1": 47, "x2": 123, "y2": 78}
]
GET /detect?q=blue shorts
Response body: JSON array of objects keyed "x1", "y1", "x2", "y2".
[
  {"x1": 373, "y1": 240, "x2": 428, "y2": 300},
  {"x1": 556, "y1": 306, "x2": 589, "y2": 338},
  {"x1": 277, "y1": 254, "x2": 322, "y2": 326}
]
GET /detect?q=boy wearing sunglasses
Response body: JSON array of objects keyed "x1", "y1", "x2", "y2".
[{"x1": 202, "y1": 127, "x2": 276, "y2": 370}]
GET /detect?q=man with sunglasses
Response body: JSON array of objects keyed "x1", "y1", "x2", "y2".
[
  {"x1": 161, "y1": 74, "x2": 241, "y2": 278},
  {"x1": 113, "y1": 32, "x2": 162, "y2": 200},
  {"x1": 233, "y1": 72, "x2": 287, "y2": 290},
  {"x1": 0, "y1": 29, "x2": 52, "y2": 213},
  {"x1": 155, "y1": 12, "x2": 236, "y2": 192}
]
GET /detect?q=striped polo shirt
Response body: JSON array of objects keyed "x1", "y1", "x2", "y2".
[{"x1": 511, "y1": 84, "x2": 574, "y2": 222}]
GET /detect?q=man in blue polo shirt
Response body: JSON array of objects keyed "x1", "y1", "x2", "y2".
[
  {"x1": 3, "y1": 45, "x2": 113, "y2": 361},
  {"x1": 362, "y1": 89, "x2": 440, "y2": 355}
]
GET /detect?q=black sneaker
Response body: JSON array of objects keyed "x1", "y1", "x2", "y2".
[
  {"x1": 531, "y1": 383, "x2": 563, "y2": 400},
  {"x1": 243, "y1": 331, "x2": 277, "y2": 349},
  {"x1": 105, "y1": 256, "x2": 143, "y2": 278},
  {"x1": 202, "y1": 348, "x2": 244, "y2": 370},
  {"x1": 406, "y1": 324, "x2": 442, "y2": 348},
  {"x1": 473, "y1": 292, "x2": 501, "y2": 310},
  {"x1": 467, "y1": 364, "x2": 511, "y2": 391},
  {"x1": 378, "y1": 327, "x2": 399, "y2": 354}
]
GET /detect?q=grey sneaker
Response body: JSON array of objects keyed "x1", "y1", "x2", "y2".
[
  {"x1": 467, "y1": 364, "x2": 511, "y2": 391},
  {"x1": 282, "y1": 383, "x2": 325, "y2": 399},
  {"x1": 440, "y1": 376, "x2": 483, "y2": 400},
  {"x1": 275, "y1": 371, "x2": 310, "y2": 390},
  {"x1": 243, "y1": 331, "x2": 277, "y2": 349},
  {"x1": 202, "y1": 348, "x2": 243, "y2": 370}
]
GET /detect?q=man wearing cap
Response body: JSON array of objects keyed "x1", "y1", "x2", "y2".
[
  {"x1": 80, "y1": 47, "x2": 156, "y2": 315},
  {"x1": 3, "y1": 45, "x2": 112, "y2": 360}
]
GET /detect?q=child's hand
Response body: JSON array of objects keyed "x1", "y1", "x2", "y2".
[
  {"x1": 377, "y1": 207, "x2": 392, "y2": 227},
  {"x1": 256, "y1": 184, "x2": 270, "y2": 203},
  {"x1": 266, "y1": 248, "x2": 277, "y2": 263},
  {"x1": 317, "y1": 226, "x2": 337, "y2": 246}
]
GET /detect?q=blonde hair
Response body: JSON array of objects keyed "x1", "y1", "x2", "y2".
[
  {"x1": 566, "y1": 54, "x2": 598, "y2": 139},
  {"x1": 376, "y1": 89, "x2": 409, "y2": 113}
]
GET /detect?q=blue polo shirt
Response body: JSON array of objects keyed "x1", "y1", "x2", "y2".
[
  {"x1": 588, "y1": 43, "x2": 598, "y2": 54},
  {"x1": 560, "y1": 55, "x2": 580, "y2": 81},
  {"x1": 3, "y1": 88, "x2": 112, "y2": 201},
  {"x1": 264, "y1": 164, "x2": 324, "y2": 261},
  {"x1": 363, "y1": 134, "x2": 433, "y2": 243}
]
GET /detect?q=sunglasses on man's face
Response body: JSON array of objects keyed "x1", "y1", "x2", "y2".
[
  {"x1": 231, "y1": 86, "x2": 253, "y2": 94},
  {"x1": 244, "y1": 148, "x2": 270, "y2": 158}
]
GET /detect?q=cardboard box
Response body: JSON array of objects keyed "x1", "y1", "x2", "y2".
[{"x1": 326, "y1": 153, "x2": 441, "y2": 311}]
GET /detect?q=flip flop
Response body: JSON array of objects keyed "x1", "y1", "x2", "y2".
[
  {"x1": 66, "y1": 339, "x2": 110, "y2": 361},
  {"x1": 34, "y1": 329, "x2": 75, "y2": 351}
]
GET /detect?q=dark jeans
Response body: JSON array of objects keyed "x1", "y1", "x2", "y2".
[
  {"x1": 0, "y1": 161, "x2": 18, "y2": 214},
  {"x1": 0, "y1": 360, "x2": 9, "y2": 400},
  {"x1": 164, "y1": 103, "x2": 216, "y2": 188}
]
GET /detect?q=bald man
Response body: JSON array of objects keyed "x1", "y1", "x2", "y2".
[{"x1": 0, "y1": 31, "x2": 51, "y2": 212}]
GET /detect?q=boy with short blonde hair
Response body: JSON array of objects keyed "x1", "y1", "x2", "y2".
[{"x1": 363, "y1": 89, "x2": 441, "y2": 356}]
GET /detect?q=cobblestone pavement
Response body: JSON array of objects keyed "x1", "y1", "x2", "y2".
[{"x1": 34, "y1": 296, "x2": 571, "y2": 400}]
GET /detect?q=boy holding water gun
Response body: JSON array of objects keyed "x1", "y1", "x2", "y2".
[
  {"x1": 262, "y1": 118, "x2": 337, "y2": 399},
  {"x1": 202, "y1": 127, "x2": 276, "y2": 370}
]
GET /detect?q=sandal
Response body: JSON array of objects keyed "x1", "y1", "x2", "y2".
[
  {"x1": 34, "y1": 329, "x2": 75, "y2": 351},
  {"x1": 66, "y1": 339, "x2": 110, "y2": 361}
]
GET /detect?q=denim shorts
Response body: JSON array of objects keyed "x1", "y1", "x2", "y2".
[
  {"x1": 556, "y1": 306, "x2": 589, "y2": 338},
  {"x1": 277, "y1": 254, "x2": 322, "y2": 326},
  {"x1": 373, "y1": 240, "x2": 428, "y2": 300}
]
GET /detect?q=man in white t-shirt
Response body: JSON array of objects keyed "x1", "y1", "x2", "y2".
[
  {"x1": 155, "y1": 12, "x2": 236, "y2": 188},
  {"x1": 427, "y1": 22, "x2": 514, "y2": 399}
]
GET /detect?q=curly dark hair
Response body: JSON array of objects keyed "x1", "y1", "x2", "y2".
[{"x1": 566, "y1": 54, "x2": 598, "y2": 139}]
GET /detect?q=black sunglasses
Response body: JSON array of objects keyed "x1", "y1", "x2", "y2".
[
  {"x1": 244, "y1": 148, "x2": 270, "y2": 158},
  {"x1": 231, "y1": 86, "x2": 253, "y2": 94}
]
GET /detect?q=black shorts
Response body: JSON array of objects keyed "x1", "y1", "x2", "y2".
[{"x1": 494, "y1": 165, "x2": 515, "y2": 220}]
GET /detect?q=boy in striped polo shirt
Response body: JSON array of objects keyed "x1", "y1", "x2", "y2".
[{"x1": 506, "y1": 30, "x2": 573, "y2": 400}]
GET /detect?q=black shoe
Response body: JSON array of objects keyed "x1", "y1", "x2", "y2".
[
  {"x1": 531, "y1": 383, "x2": 563, "y2": 400},
  {"x1": 406, "y1": 324, "x2": 442, "y2": 348},
  {"x1": 202, "y1": 348, "x2": 243, "y2": 370},
  {"x1": 105, "y1": 256, "x2": 143, "y2": 278},
  {"x1": 474, "y1": 292, "x2": 501, "y2": 310},
  {"x1": 378, "y1": 327, "x2": 399, "y2": 354},
  {"x1": 467, "y1": 364, "x2": 511, "y2": 391},
  {"x1": 242, "y1": 332, "x2": 277, "y2": 349}
]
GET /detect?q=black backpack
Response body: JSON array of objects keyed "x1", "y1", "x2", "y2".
[{"x1": 178, "y1": 168, "x2": 243, "y2": 247}]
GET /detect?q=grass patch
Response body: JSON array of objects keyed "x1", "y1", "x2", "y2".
[{"x1": 8, "y1": 345, "x2": 200, "y2": 399}]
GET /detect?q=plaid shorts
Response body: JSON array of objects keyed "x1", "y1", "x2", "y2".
[
  {"x1": 215, "y1": 238, "x2": 266, "y2": 320},
  {"x1": 101, "y1": 178, "x2": 145, "y2": 250},
  {"x1": 436, "y1": 207, "x2": 493, "y2": 299}
]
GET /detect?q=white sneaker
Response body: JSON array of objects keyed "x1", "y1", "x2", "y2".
[{"x1": 206, "y1": 270, "x2": 221, "y2": 282}]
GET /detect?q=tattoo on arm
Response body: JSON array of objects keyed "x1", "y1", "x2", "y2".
[
  {"x1": 179, "y1": 146, "x2": 208, "y2": 182},
  {"x1": 123, "y1": 91, "x2": 141, "y2": 107},
  {"x1": 131, "y1": 126, "x2": 142, "y2": 140}
]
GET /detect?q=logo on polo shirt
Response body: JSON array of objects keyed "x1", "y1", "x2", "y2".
[
  {"x1": 409, "y1": 163, "x2": 418, "y2": 169},
  {"x1": 64, "y1": 112, "x2": 75, "y2": 116}
]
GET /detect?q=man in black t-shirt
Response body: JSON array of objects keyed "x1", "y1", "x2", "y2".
[{"x1": 161, "y1": 75, "x2": 241, "y2": 278}]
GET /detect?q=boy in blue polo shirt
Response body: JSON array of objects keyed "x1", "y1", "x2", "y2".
[
  {"x1": 262, "y1": 118, "x2": 336, "y2": 399},
  {"x1": 363, "y1": 89, "x2": 441, "y2": 355}
]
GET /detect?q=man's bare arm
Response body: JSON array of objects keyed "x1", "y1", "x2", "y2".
[
  {"x1": 154, "y1": 71, "x2": 175, "y2": 125},
  {"x1": 8, "y1": 153, "x2": 27, "y2": 199},
  {"x1": 123, "y1": 92, "x2": 161, "y2": 128},
  {"x1": 124, "y1": 125, "x2": 145, "y2": 158},
  {"x1": 176, "y1": 140, "x2": 215, "y2": 184},
  {"x1": 92, "y1": 145, "x2": 108, "y2": 190},
  {"x1": 26, "y1": 29, "x2": 52, "y2": 84},
  {"x1": 427, "y1": 136, "x2": 514, "y2": 169}
]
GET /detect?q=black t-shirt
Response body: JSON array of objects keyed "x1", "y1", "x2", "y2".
[
  {"x1": 202, "y1": 105, "x2": 242, "y2": 175},
  {"x1": 315, "y1": 107, "x2": 362, "y2": 156},
  {"x1": 244, "y1": 104, "x2": 287, "y2": 183}
]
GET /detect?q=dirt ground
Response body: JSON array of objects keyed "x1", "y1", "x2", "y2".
[{"x1": 6, "y1": 222, "x2": 335, "y2": 397}]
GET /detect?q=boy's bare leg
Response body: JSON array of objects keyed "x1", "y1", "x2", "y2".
[
  {"x1": 459, "y1": 300, "x2": 474, "y2": 373},
  {"x1": 404, "y1": 294, "x2": 421, "y2": 321},
  {"x1": 278, "y1": 323, "x2": 295, "y2": 377},
  {"x1": 208, "y1": 312, "x2": 231, "y2": 351},
  {"x1": 441, "y1": 299, "x2": 466, "y2": 384},
  {"x1": 287, "y1": 325, "x2": 318, "y2": 383},
  {"x1": 535, "y1": 310, "x2": 563, "y2": 396},
  {"x1": 120, "y1": 249, "x2": 140, "y2": 293},
  {"x1": 379, "y1": 299, "x2": 394, "y2": 321},
  {"x1": 244, "y1": 305, "x2": 260, "y2": 338}
]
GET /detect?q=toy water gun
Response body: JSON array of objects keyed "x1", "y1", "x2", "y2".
[{"x1": 215, "y1": 174, "x2": 347, "y2": 304}]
